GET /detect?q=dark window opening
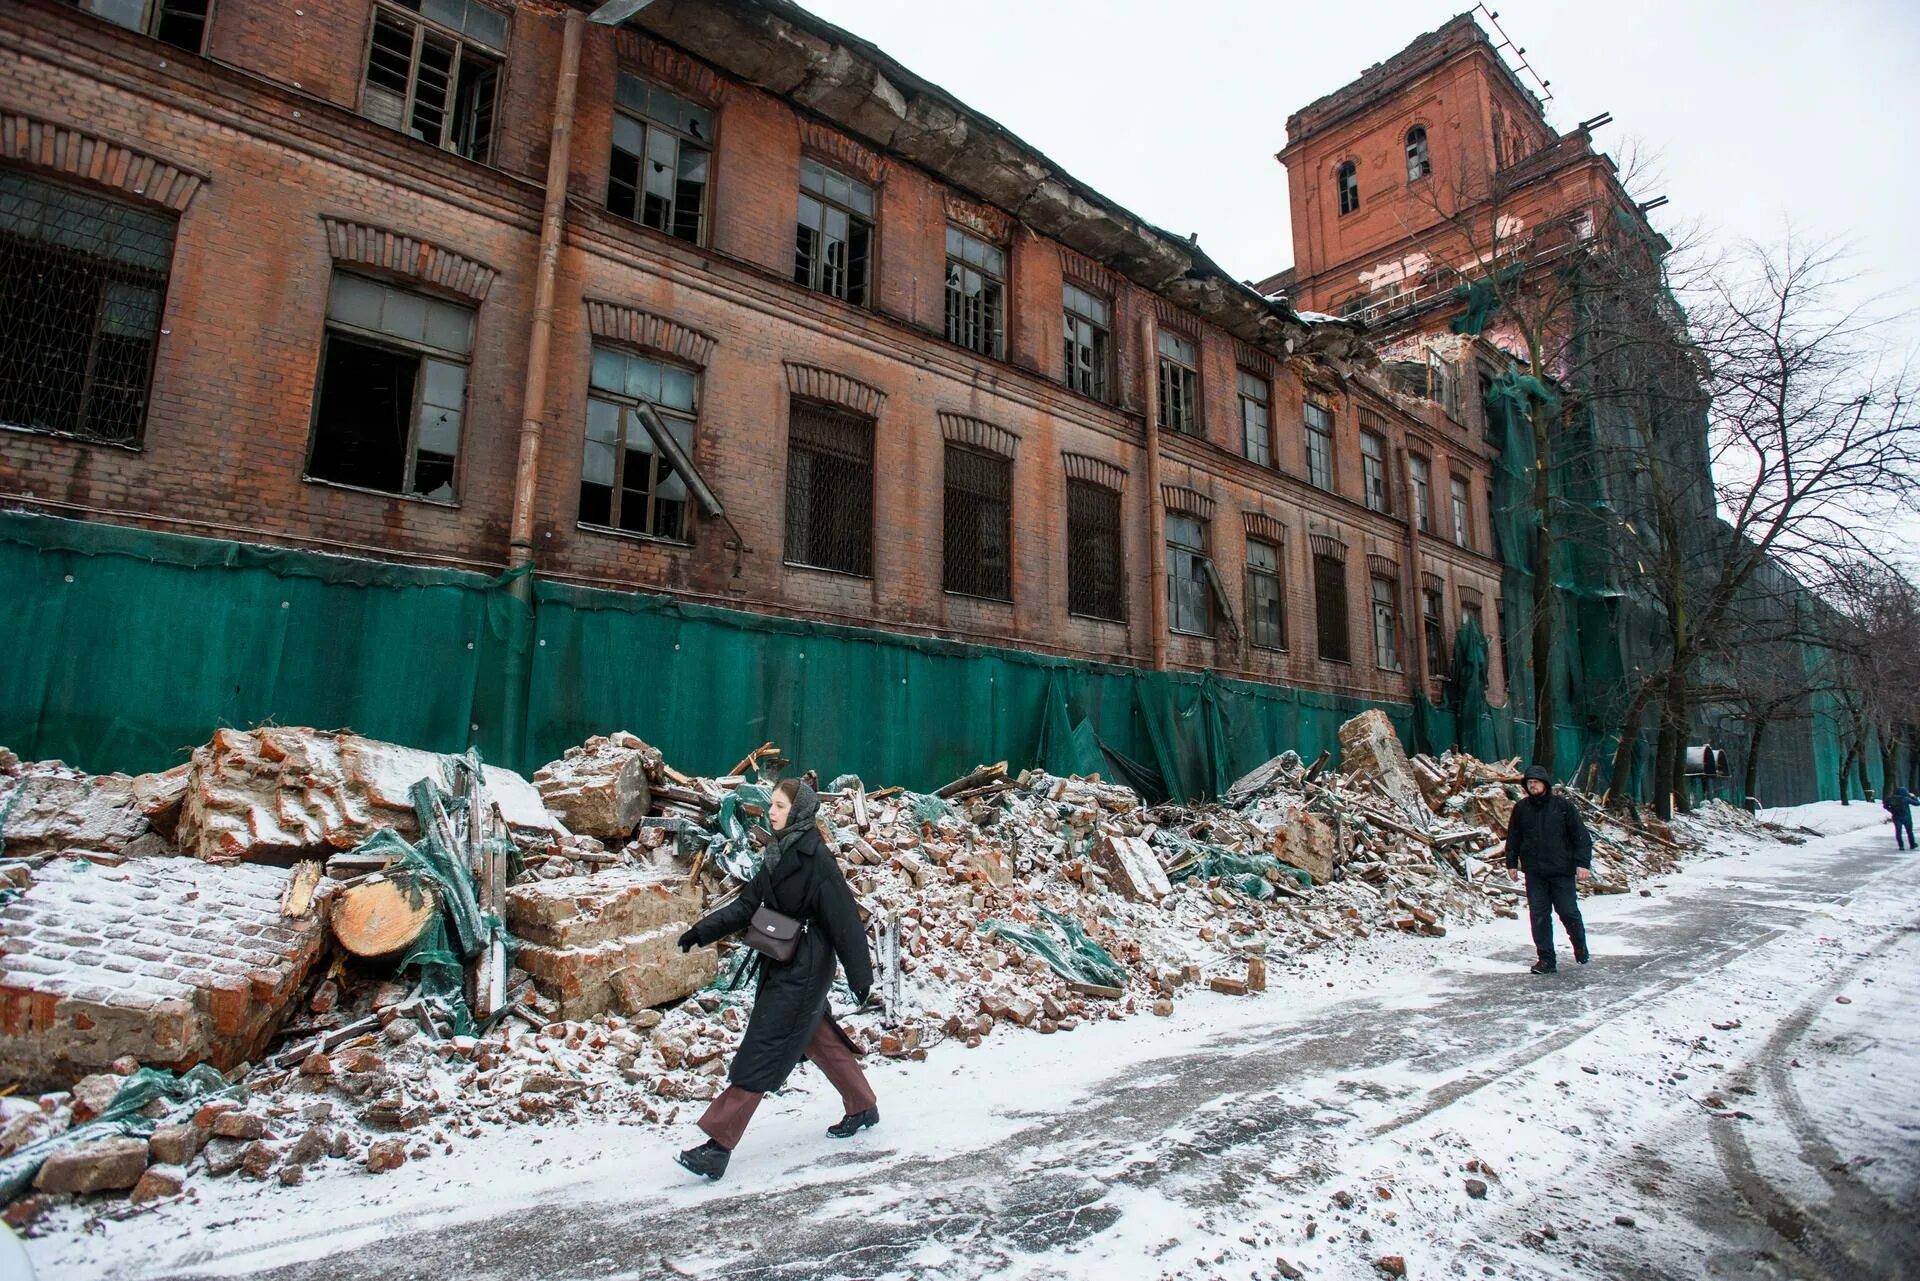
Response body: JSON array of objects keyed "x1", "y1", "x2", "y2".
[
  {"x1": 1409, "y1": 454, "x2": 1433, "y2": 533},
  {"x1": 1371, "y1": 577, "x2": 1401, "y2": 671},
  {"x1": 784, "y1": 400, "x2": 874, "y2": 576},
  {"x1": 1063, "y1": 283, "x2": 1110, "y2": 400},
  {"x1": 1304, "y1": 400, "x2": 1335, "y2": 490},
  {"x1": 74, "y1": 0, "x2": 212, "y2": 53},
  {"x1": 945, "y1": 226, "x2": 1005, "y2": 358},
  {"x1": 1424, "y1": 584, "x2": 1449, "y2": 681},
  {"x1": 1247, "y1": 538, "x2": 1286, "y2": 650},
  {"x1": 943, "y1": 444, "x2": 1012, "y2": 601},
  {"x1": 1405, "y1": 125, "x2": 1432, "y2": 181},
  {"x1": 1238, "y1": 369, "x2": 1271, "y2": 466},
  {"x1": 1067, "y1": 478, "x2": 1124, "y2": 622},
  {"x1": 580, "y1": 347, "x2": 698, "y2": 541},
  {"x1": 1158, "y1": 331, "x2": 1199, "y2": 435},
  {"x1": 1166, "y1": 514, "x2": 1213, "y2": 636},
  {"x1": 0, "y1": 170, "x2": 174, "y2": 446},
  {"x1": 1360, "y1": 429, "x2": 1390, "y2": 513},
  {"x1": 361, "y1": 1, "x2": 506, "y2": 164},
  {"x1": 794, "y1": 159, "x2": 873, "y2": 306},
  {"x1": 608, "y1": 74, "x2": 712, "y2": 245},
  {"x1": 1450, "y1": 475, "x2": 1471, "y2": 547},
  {"x1": 1314, "y1": 553, "x2": 1350, "y2": 663},
  {"x1": 1337, "y1": 160, "x2": 1360, "y2": 216}
]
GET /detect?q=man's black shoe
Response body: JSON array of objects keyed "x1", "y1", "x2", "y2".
[
  {"x1": 675, "y1": 1139, "x2": 730, "y2": 1180},
  {"x1": 1529, "y1": 960, "x2": 1558, "y2": 975},
  {"x1": 827, "y1": 1107, "x2": 879, "y2": 1138},
  {"x1": 1574, "y1": 946, "x2": 1590, "y2": 964}
]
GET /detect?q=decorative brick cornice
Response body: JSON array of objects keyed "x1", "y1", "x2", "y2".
[
  {"x1": 943, "y1": 192, "x2": 1011, "y2": 243},
  {"x1": 586, "y1": 300, "x2": 716, "y2": 366},
  {"x1": 1, "y1": 112, "x2": 205, "y2": 212},
  {"x1": 784, "y1": 362, "x2": 885, "y2": 417},
  {"x1": 1062, "y1": 452, "x2": 1127, "y2": 492},
  {"x1": 938, "y1": 412, "x2": 1019, "y2": 458},
  {"x1": 1242, "y1": 512, "x2": 1288, "y2": 544},
  {"x1": 1161, "y1": 484, "x2": 1214, "y2": 521},
  {"x1": 1457, "y1": 584, "x2": 1483, "y2": 606},
  {"x1": 1233, "y1": 340, "x2": 1277, "y2": 377},
  {"x1": 1154, "y1": 298, "x2": 1200, "y2": 338},
  {"x1": 799, "y1": 121, "x2": 886, "y2": 184},
  {"x1": 1059, "y1": 246, "x2": 1119, "y2": 296},
  {"x1": 1367, "y1": 553, "x2": 1400, "y2": 579},
  {"x1": 615, "y1": 31, "x2": 724, "y2": 102},
  {"x1": 321, "y1": 217, "x2": 497, "y2": 301},
  {"x1": 1309, "y1": 532, "x2": 1348, "y2": 561}
]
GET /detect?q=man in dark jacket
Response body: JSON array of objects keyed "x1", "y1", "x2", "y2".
[
  {"x1": 1883, "y1": 786, "x2": 1917, "y2": 850},
  {"x1": 1504, "y1": 765, "x2": 1594, "y2": 974}
]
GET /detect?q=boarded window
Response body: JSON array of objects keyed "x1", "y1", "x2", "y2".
[
  {"x1": 1246, "y1": 537, "x2": 1286, "y2": 650},
  {"x1": 308, "y1": 272, "x2": 474, "y2": 501},
  {"x1": 1314, "y1": 553, "x2": 1349, "y2": 662},
  {"x1": 1157, "y1": 331, "x2": 1199, "y2": 435},
  {"x1": 1409, "y1": 454, "x2": 1433, "y2": 533},
  {"x1": 0, "y1": 170, "x2": 174, "y2": 445},
  {"x1": 1405, "y1": 125, "x2": 1432, "y2": 181},
  {"x1": 1166, "y1": 514, "x2": 1212, "y2": 636},
  {"x1": 75, "y1": 0, "x2": 212, "y2": 52},
  {"x1": 943, "y1": 444, "x2": 1012, "y2": 601},
  {"x1": 1450, "y1": 474, "x2": 1471, "y2": 547},
  {"x1": 1337, "y1": 160, "x2": 1359, "y2": 215},
  {"x1": 945, "y1": 227, "x2": 1005, "y2": 358},
  {"x1": 1062, "y1": 283, "x2": 1109, "y2": 400},
  {"x1": 1066, "y1": 478, "x2": 1124, "y2": 622},
  {"x1": 1304, "y1": 400, "x2": 1334, "y2": 490},
  {"x1": 608, "y1": 74, "x2": 711, "y2": 245},
  {"x1": 784, "y1": 400, "x2": 873, "y2": 576},
  {"x1": 580, "y1": 347, "x2": 699, "y2": 541},
  {"x1": 362, "y1": 0, "x2": 507, "y2": 164},
  {"x1": 794, "y1": 158, "x2": 873, "y2": 306},
  {"x1": 1360, "y1": 429, "x2": 1389, "y2": 513},
  {"x1": 1371, "y1": 577, "x2": 1400, "y2": 670},
  {"x1": 1238, "y1": 369, "x2": 1271, "y2": 466}
]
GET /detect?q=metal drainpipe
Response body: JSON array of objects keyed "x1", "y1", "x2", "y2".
[
  {"x1": 1140, "y1": 312, "x2": 1168, "y2": 671},
  {"x1": 499, "y1": 8, "x2": 584, "y2": 761}
]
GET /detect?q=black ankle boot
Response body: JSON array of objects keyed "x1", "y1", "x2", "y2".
[
  {"x1": 676, "y1": 1139, "x2": 730, "y2": 1180},
  {"x1": 1529, "y1": 959, "x2": 1558, "y2": 975},
  {"x1": 827, "y1": 1107, "x2": 879, "y2": 1138},
  {"x1": 1574, "y1": 943, "x2": 1590, "y2": 964}
]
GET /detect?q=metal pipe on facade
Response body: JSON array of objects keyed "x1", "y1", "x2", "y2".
[{"x1": 1139, "y1": 312, "x2": 1168, "y2": 671}]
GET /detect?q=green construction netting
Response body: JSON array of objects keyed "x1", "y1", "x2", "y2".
[
  {"x1": 983, "y1": 908, "x2": 1127, "y2": 989},
  {"x1": 1165, "y1": 842, "x2": 1313, "y2": 899},
  {"x1": 0, "y1": 1064, "x2": 234, "y2": 1201}
]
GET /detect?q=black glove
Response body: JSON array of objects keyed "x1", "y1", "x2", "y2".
[{"x1": 677, "y1": 929, "x2": 699, "y2": 953}]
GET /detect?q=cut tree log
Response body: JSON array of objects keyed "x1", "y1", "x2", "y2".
[
  {"x1": 329, "y1": 873, "x2": 439, "y2": 958},
  {"x1": 936, "y1": 762, "x2": 1009, "y2": 799}
]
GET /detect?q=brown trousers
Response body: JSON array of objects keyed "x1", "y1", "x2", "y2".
[{"x1": 697, "y1": 1018, "x2": 876, "y2": 1150}]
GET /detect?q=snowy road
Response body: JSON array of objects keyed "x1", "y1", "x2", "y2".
[{"x1": 35, "y1": 811, "x2": 1920, "y2": 1281}]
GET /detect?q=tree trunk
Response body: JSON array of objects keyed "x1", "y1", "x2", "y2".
[
  {"x1": 1838, "y1": 746, "x2": 1855, "y2": 804},
  {"x1": 1668, "y1": 674, "x2": 1693, "y2": 813},
  {"x1": 1652, "y1": 674, "x2": 1681, "y2": 821},
  {"x1": 1529, "y1": 399, "x2": 1557, "y2": 773},
  {"x1": 330, "y1": 873, "x2": 440, "y2": 958},
  {"x1": 1743, "y1": 715, "x2": 1770, "y2": 808},
  {"x1": 1878, "y1": 727, "x2": 1897, "y2": 802},
  {"x1": 1855, "y1": 737, "x2": 1874, "y2": 801},
  {"x1": 1605, "y1": 674, "x2": 1659, "y2": 810}
]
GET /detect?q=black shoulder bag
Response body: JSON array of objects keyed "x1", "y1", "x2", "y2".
[{"x1": 745, "y1": 905, "x2": 805, "y2": 964}]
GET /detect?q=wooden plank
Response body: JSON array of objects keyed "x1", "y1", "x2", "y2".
[{"x1": 280, "y1": 860, "x2": 323, "y2": 918}]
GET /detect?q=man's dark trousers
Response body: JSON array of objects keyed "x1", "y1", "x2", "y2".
[
  {"x1": 1525, "y1": 872, "x2": 1587, "y2": 963},
  {"x1": 1897, "y1": 812, "x2": 1915, "y2": 850}
]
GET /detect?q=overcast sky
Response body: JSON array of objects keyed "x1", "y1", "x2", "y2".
[{"x1": 801, "y1": 0, "x2": 1920, "y2": 342}]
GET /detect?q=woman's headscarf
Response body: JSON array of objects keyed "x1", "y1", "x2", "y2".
[{"x1": 761, "y1": 780, "x2": 819, "y2": 879}]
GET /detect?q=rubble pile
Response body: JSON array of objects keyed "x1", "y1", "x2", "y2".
[{"x1": 0, "y1": 713, "x2": 1806, "y2": 1223}]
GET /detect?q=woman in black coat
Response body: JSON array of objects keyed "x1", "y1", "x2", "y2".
[{"x1": 674, "y1": 778, "x2": 876, "y2": 1180}]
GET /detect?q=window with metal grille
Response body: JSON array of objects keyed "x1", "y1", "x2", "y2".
[
  {"x1": 945, "y1": 227, "x2": 1005, "y2": 358},
  {"x1": 608, "y1": 74, "x2": 712, "y2": 245},
  {"x1": 1313, "y1": 553, "x2": 1349, "y2": 662},
  {"x1": 784, "y1": 400, "x2": 873, "y2": 576},
  {"x1": 1409, "y1": 454, "x2": 1433, "y2": 533},
  {"x1": 72, "y1": 0, "x2": 212, "y2": 52},
  {"x1": 1371, "y1": 576, "x2": 1400, "y2": 670},
  {"x1": 580, "y1": 347, "x2": 699, "y2": 542},
  {"x1": 1246, "y1": 538, "x2": 1285, "y2": 650},
  {"x1": 1450, "y1": 474, "x2": 1471, "y2": 546},
  {"x1": 1166, "y1": 514, "x2": 1212, "y2": 636},
  {"x1": 361, "y1": 0, "x2": 507, "y2": 164},
  {"x1": 1337, "y1": 160, "x2": 1359, "y2": 215},
  {"x1": 1360, "y1": 429, "x2": 1390, "y2": 512},
  {"x1": 1304, "y1": 400, "x2": 1334, "y2": 490},
  {"x1": 1157, "y1": 331, "x2": 1199, "y2": 435},
  {"x1": 0, "y1": 170, "x2": 174, "y2": 446},
  {"x1": 307, "y1": 272, "x2": 473, "y2": 501},
  {"x1": 1405, "y1": 125, "x2": 1431, "y2": 181},
  {"x1": 1238, "y1": 369, "x2": 1271, "y2": 465},
  {"x1": 942, "y1": 444, "x2": 1012, "y2": 601},
  {"x1": 1067, "y1": 478, "x2": 1124, "y2": 621},
  {"x1": 794, "y1": 158, "x2": 872, "y2": 306},
  {"x1": 1062, "y1": 283, "x2": 1109, "y2": 400},
  {"x1": 1423, "y1": 583, "x2": 1449, "y2": 680}
]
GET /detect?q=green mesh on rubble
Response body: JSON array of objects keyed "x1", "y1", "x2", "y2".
[
  {"x1": 0, "y1": 1064, "x2": 233, "y2": 1202},
  {"x1": 1164, "y1": 842, "x2": 1313, "y2": 899},
  {"x1": 983, "y1": 908, "x2": 1127, "y2": 990},
  {"x1": 709, "y1": 782, "x2": 773, "y2": 881},
  {"x1": 906, "y1": 792, "x2": 957, "y2": 825}
]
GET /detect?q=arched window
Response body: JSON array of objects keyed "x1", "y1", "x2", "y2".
[
  {"x1": 1406, "y1": 125, "x2": 1432, "y2": 181},
  {"x1": 1337, "y1": 160, "x2": 1360, "y2": 215}
]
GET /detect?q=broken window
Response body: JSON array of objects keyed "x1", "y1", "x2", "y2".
[
  {"x1": 1313, "y1": 552, "x2": 1350, "y2": 663},
  {"x1": 580, "y1": 347, "x2": 699, "y2": 541},
  {"x1": 1157, "y1": 332, "x2": 1199, "y2": 435},
  {"x1": 73, "y1": 0, "x2": 212, "y2": 52},
  {"x1": 1062, "y1": 283, "x2": 1109, "y2": 401},
  {"x1": 1238, "y1": 369, "x2": 1271, "y2": 466},
  {"x1": 1423, "y1": 581, "x2": 1449, "y2": 680},
  {"x1": 1360, "y1": 428, "x2": 1390, "y2": 513},
  {"x1": 0, "y1": 170, "x2": 174, "y2": 446},
  {"x1": 1405, "y1": 125, "x2": 1431, "y2": 181},
  {"x1": 945, "y1": 227, "x2": 1005, "y2": 358},
  {"x1": 1166, "y1": 514, "x2": 1212, "y2": 636},
  {"x1": 608, "y1": 74, "x2": 711, "y2": 245},
  {"x1": 1246, "y1": 537, "x2": 1285, "y2": 650},
  {"x1": 1371, "y1": 576, "x2": 1400, "y2": 671},
  {"x1": 1304, "y1": 400, "x2": 1334, "y2": 490},
  {"x1": 784, "y1": 399, "x2": 873, "y2": 577},
  {"x1": 362, "y1": 0, "x2": 507, "y2": 164},
  {"x1": 1067, "y1": 477, "x2": 1124, "y2": 622},
  {"x1": 1450, "y1": 474, "x2": 1471, "y2": 547},
  {"x1": 794, "y1": 158, "x2": 873, "y2": 306},
  {"x1": 1337, "y1": 160, "x2": 1359, "y2": 216},
  {"x1": 1426, "y1": 350, "x2": 1462, "y2": 419},
  {"x1": 943, "y1": 444, "x2": 1012, "y2": 601},
  {"x1": 307, "y1": 272, "x2": 472, "y2": 501},
  {"x1": 1409, "y1": 454, "x2": 1433, "y2": 533}
]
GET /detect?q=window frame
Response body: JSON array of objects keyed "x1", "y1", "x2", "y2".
[
  {"x1": 1370, "y1": 575, "x2": 1401, "y2": 672},
  {"x1": 1062, "y1": 282, "x2": 1111, "y2": 402},
  {"x1": 1245, "y1": 537, "x2": 1286, "y2": 651},
  {"x1": 1360, "y1": 428, "x2": 1390, "y2": 513},
  {"x1": 944, "y1": 225, "x2": 1007, "y2": 359},
  {"x1": 1165, "y1": 513, "x2": 1214, "y2": 637},
  {"x1": 941, "y1": 442, "x2": 1014, "y2": 602},
  {"x1": 1450, "y1": 474, "x2": 1472, "y2": 547},
  {"x1": 1409, "y1": 453, "x2": 1433, "y2": 533},
  {"x1": 782, "y1": 398, "x2": 876, "y2": 578},
  {"x1": 1405, "y1": 124, "x2": 1432, "y2": 182},
  {"x1": 1304, "y1": 399, "x2": 1335, "y2": 491},
  {"x1": 579, "y1": 347, "x2": 700, "y2": 544},
  {"x1": 75, "y1": 0, "x2": 214, "y2": 53},
  {"x1": 1313, "y1": 552, "x2": 1351, "y2": 664},
  {"x1": 1337, "y1": 160, "x2": 1360, "y2": 216},
  {"x1": 794, "y1": 157, "x2": 874, "y2": 307},
  {"x1": 1423, "y1": 582, "x2": 1449, "y2": 682},
  {"x1": 1157, "y1": 331, "x2": 1201, "y2": 436},
  {"x1": 1066, "y1": 477, "x2": 1126, "y2": 623},
  {"x1": 607, "y1": 73, "x2": 714, "y2": 246},
  {"x1": 360, "y1": 0, "x2": 509, "y2": 165},
  {"x1": 1237, "y1": 368, "x2": 1272, "y2": 466}
]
